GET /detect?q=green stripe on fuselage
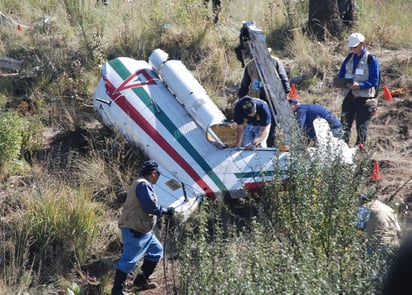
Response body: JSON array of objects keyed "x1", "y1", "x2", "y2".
[{"x1": 234, "y1": 171, "x2": 273, "y2": 179}]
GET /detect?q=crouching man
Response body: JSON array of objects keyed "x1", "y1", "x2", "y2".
[
  {"x1": 356, "y1": 197, "x2": 401, "y2": 254},
  {"x1": 231, "y1": 96, "x2": 271, "y2": 150},
  {"x1": 111, "y1": 160, "x2": 175, "y2": 295}
]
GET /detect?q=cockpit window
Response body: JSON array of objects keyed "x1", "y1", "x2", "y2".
[{"x1": 206, "y1": 123, "x2": 236, "y2": 148}]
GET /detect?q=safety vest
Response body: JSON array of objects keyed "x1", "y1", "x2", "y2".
[
  {"x1": 118, "y1": 178, "x2": 157, "y2": 233},
  {"x1": 342, "y1": 51, "x2": 376, "y2": 98}
]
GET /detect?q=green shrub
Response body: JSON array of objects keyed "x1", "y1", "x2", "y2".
[
  {"x1": 176, "y1": 148, "x2": 393, "y2": 294},
  {"x1": 0, "y1": 112, "x2": 24, "y2": 169}
]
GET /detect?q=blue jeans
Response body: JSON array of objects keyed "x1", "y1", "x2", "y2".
[
  {"x1": 242, "y1": 124, "x2": 269, "y2": 148},
  {"x1": 116, "y1": 228, "x2": 163, "y2": 274},
  {"x1": 331, "y1": 126, "x2": 343, "y2": 138}
]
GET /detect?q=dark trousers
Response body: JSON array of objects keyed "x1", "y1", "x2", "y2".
[
  {"x1": 259, "y1": 91, "x2": 277, "y2": 147},
  {"x1": 204, "y1": 0, "x2": 221, "y2": 12},
  {"x1": 204, "y1": 0, "x2": 221, "y2": 23},
  {"x1": 267, "y1": 119, "x2": 276, "y2": 147},
  {"x1": 341, "y1": 91, "x2": 373, "y2": 145}
]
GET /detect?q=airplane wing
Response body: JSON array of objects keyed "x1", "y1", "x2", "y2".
[{"x1": 238, "y1": 20, "x2": 296, "y2": 146}]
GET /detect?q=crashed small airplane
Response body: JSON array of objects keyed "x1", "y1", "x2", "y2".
[
  {"x1": 93, "y1": 48, "x2": 290, "y2": 220},
  {"x1": 93, "y1": 21, "x2": 360, "y2": 219}
]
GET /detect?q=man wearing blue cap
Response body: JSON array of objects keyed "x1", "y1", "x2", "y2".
[
  {"x1": 111, "y1": 160, "x2": 175, "y2": 295},
  {"x1": 238, "y1": 48, "x2": 291, "y2": 147},
  {"x1": 288, "y1": 99, "x2": 343, "y2": 142},
  {"x1": 232, "y1": 96, "x2": 271, "y2": 150}
]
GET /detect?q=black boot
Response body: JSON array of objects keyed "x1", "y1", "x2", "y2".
[
  {"x1": 141, "y1": 259, "x2": 158, "y2": 279},
  {"x1": 111, "y1": 269, "x2": 127, "y2": 295},
  {"x1": 132, "y1": 260, "x2": 158, "y2": 291},
  {"x1": 132, "y1": 274, "x2": 158, "y2": 292}
]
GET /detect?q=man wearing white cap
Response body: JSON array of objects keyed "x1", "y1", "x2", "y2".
[{"x1": 337, "y1": 32, "x2": 380, "y2": 146}]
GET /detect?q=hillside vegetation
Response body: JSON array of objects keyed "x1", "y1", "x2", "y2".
[{"x1": 0, "y1": 0, "x2": 411, "y2": 294}]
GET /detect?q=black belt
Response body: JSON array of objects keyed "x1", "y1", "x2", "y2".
[{"x1": 129, "y1": 228, "x2": 144, "y2": 238}]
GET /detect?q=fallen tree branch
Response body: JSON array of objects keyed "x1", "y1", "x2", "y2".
[{"x1": 387, "y1": 176, "x2": 412, "y2": 204}]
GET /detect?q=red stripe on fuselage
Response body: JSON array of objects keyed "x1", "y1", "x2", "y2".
[
  {"x1": 105, "y1": 77, "x2": 216, "y2": 199},
  {"x1": 114, "y1": 70, "x2": 157, "y2": 94}
]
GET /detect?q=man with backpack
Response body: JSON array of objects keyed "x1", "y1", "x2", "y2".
[{"x1": 337, "y1": 32, "x2": 380, "y2": 146}]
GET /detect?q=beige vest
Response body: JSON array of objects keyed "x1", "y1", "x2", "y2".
[
  {"x1": 342, "y1": 51, "x2": 376, "y2": 98},
  {"x1": 364, "y1": 200, "x2": 401, "y2": 248},
  {"x1": 245, "y1": 57, "x2": 280, "y2": 98},
  {"x1": 118, "y1": 178, "x2": 157, "y2": 233}
]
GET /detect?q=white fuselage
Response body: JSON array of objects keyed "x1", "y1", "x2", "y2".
[{"x1": 93, "y1": 51, "x2": 290, "y2": 216}]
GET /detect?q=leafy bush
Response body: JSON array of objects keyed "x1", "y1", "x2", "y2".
[
  {"x1": 0, "y1": 112, "x2": 24, "y2": 169},
  {"x1": 176, "y1": 148, "x2": 394, "y2": 294}
]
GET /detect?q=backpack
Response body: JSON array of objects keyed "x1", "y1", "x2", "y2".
[{"x1": 344, "y1": 52, "x2": 381, "y2": 98}]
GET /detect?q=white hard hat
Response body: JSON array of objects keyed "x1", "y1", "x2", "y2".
[{"x1": 346, "y1": 33, "x2": 365, "y2": 48}]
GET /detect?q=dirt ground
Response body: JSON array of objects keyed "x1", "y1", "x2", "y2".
[
  {"x1": 367, "y1": 96, "x2": 412, "y2": 228},
  {"x1": 361, "y1": 49, "x2": 412, "y2": 230}
]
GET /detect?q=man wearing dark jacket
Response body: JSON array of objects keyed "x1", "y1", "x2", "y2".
[
  {"x1": 288, "y1": 99, "x2": 343, "y2": 141},
  {"x1": 238, "y1": 50, "x2": 290, "y2": 147},
  {"x1": 232, "y1": 96, "x2": 271, "y2": 150},
  {"x1": 111, "y1": 161, "x2": 174, "y2": 295}
]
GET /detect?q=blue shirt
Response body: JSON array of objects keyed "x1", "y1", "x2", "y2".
[
  {"x1": 338, "y1": 47, "x2": 380, "y2": 90},
  {"x1": 234, "y1": 98, "x2": 271, "y2": 126},
  {"x1": 294, "y1": 104, "x2": 342, "y2": 139},
  {"x1": 136, "y1": 181, "x2": 167, "y2": 217}
]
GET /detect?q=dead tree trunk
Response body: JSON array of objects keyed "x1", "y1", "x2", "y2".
[{"x1": 308, "y1": 0, "x2": 355, "y2": 41}]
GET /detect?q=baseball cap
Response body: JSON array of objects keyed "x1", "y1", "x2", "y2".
[
  {"x1": 240, "y1": 96, "x2": 256, "y2": 114},
  {"x1": 288, "y1": 99, "x2": 298, "y2": 105},
  {"x1": 346, "y1": 33, "x2": 365, "y2": 48},
  {"x1": 141, "y1": 160, "x2": 159, "y2": 175}
]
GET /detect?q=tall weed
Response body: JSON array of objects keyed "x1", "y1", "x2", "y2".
[
  {"x1": 357, "y1": 0, "x2": 412, "y2": 49},
  {"x1": 20, "y1": 181, "x2": 100, "y2": 274}
]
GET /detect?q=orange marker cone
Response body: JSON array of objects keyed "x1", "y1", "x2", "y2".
[
  {"x1": 288, "y1": 83, "x2": 297, "y2": 99},
  {"x1": 383, "y1": 86, "x2": 393, "y2": 101},
  {"x1": 370, "y1": 160, "x2": 382, "y2": 182}
]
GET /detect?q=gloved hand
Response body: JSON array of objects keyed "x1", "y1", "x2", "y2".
[
  {"x1": 365, "y1": 98, "x2": 378, "y2": 107},
  {"x1": 166, "y1": 207, "x2": 175, "y2": 216}
]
